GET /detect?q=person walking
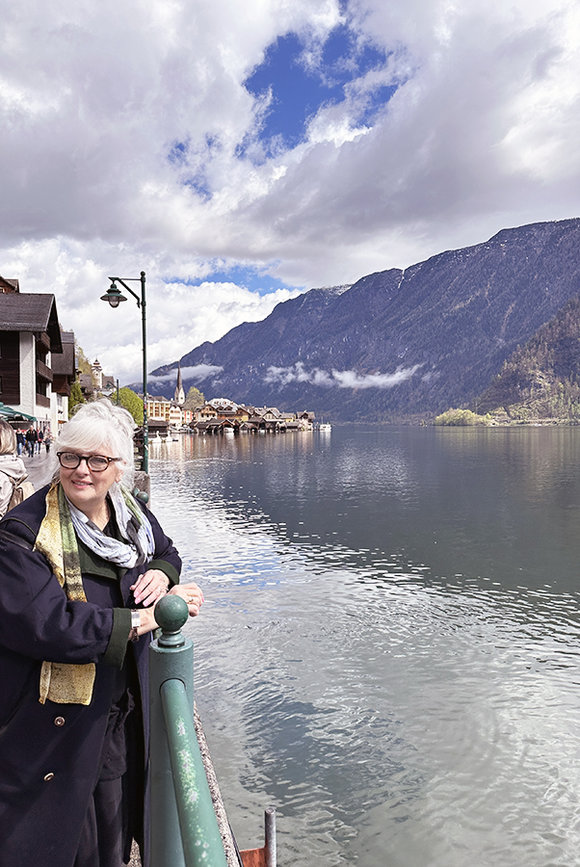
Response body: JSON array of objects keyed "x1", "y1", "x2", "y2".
[
  {"x1": 0, "y1": 399, "x2": 204, "y2": 867},
  {"x1": 16, "y1": 430, "x2": 25, "y2": 456},
  {"x1": 25, "y1": 426, "x2": 35, "y2": 457}
]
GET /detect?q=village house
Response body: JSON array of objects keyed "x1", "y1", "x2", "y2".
[
  {"x1": 146, "y1": 396, "x2": 195, "y2": 429},
  {"x1": 0, "y1": 276, "x2": 76, "y2": 431},
  {"x1": 188, "y1": 397, "x2": 315, "y2": 434},
  {"x1": 51, "y1": 331, "x2": 77, "y2": 428}
]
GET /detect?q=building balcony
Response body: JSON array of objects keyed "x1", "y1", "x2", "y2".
[
  {"x1": 35, "y1": 332, "x2": 51, "y2": 351},
  {"x1": 36, "y1": 359, "x2": 53, "y2": 383}
]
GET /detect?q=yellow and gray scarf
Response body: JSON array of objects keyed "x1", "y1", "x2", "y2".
[{"x1": 34, "y1": 482, "x2": 153, "y2": 705}]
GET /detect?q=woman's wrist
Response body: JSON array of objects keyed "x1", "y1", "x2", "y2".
[{"x1": 130, "y1": 606, "x2": 158, "y2": 638}]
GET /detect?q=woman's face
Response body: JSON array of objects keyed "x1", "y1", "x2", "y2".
[{"x1": 58, "y1": 446, "x2": 124, "y2": 515}]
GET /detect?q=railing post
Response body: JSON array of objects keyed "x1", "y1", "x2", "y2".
[
  {"x1": 265, "y1": 807, "x2": 276, "y2": 867},
  {"x1": 149, "y1": 595, "x2": 194, "y2": 867}
]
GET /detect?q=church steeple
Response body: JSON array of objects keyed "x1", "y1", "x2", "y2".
[{"x1": 174, "y1": 363, "x2": 185, "y2": 405}]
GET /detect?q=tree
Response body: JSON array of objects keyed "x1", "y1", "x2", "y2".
[
  {"x1": 183, "y1": 386, "x2": 205, "y2": 410},
  {"x1": 117, "y1": 387, "x2": 144, "y2": 425},
  {"x1": 75, "y1": 343, "x2": 94, "y2": 378},
  {"x1": 68, "y1": 381, "x2": 85, "y2": 415}
]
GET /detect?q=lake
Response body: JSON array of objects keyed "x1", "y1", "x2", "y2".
[{"x1": 149, "y1": 425, "x2": 580, "y2": 867}]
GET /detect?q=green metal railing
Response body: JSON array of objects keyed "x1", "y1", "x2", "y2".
[{"x1": 149, "y1": 595, "x2": 228, "y2": 867}]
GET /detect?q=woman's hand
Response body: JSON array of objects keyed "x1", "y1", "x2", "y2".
[
  {"x1": 133, "y1": 580, "x2": 204, "y2": 638},
  {"x1": 168, "y1": 581, "x2": 204, "y2": 617},
  {"x1": 130, "y1": 568, "x2": 170, "y2": 607}
]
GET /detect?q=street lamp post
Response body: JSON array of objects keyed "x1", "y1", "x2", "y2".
[{"x1": 100, "y1": 271, "x2": 149, "y2": 474}]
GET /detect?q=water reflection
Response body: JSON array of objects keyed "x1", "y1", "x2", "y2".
[{"x1": 150, "y1": 428, "x2": 580, "y2": 866}]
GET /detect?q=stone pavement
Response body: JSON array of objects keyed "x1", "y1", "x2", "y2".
[{"x1": 21, "y1": 446, "x2": 53, "y2": 491}]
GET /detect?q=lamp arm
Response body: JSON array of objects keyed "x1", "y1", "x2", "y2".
[{"x1": 108, "y1": 277, "x2": 141, "y2": 307}]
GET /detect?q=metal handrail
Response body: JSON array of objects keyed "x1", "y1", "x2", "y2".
[
  {"x1": 149, "y1": 595, "x2": 228, "y2": 867},
  {"x1": 161, "y1": 679, "x2": 227, "y2": 865}
]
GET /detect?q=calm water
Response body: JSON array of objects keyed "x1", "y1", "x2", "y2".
[{"x1": 149, "y1": 426, "x2": 580, "y2": 867}]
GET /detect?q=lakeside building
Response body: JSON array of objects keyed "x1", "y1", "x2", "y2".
[
  {"x1": 143, "y1": 380, "x2": 316, "y2": 438},
  {"x1": 146, "y1": 395, "x2": 195, "y2": 428},
  {"x1": 0, "y1": 276, "x2": 76, "y2": 431},
  {"x1": 187, "y1": 400, "x2": 315, "y2": 435}
]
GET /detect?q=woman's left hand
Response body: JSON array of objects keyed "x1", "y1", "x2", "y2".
[
  {"x1": 169, "y1": 581, "x2": 204, "y2": 616},
  {"x1": 131, "y1": 569, "x2": 171, "y2": 607}
]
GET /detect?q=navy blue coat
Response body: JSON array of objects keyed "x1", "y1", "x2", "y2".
[{"x1": 0, "y1": 485, "x2": 181, "y2": 867}]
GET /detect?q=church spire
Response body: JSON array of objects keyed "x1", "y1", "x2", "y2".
[{"x1": 174, "y1": 363, "x2": 185, "y2": 405}]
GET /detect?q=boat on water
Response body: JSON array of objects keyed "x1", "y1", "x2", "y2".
[{"x1": 318, "y1": 422, "x2": 332, "y2": 431}]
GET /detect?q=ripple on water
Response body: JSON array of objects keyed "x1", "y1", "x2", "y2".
[{"x1": 151, "y1": 438, "x2": 580, "y2": 867}]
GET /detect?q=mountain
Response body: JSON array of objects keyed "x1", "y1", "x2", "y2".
[
  {"x1": 149, "y1": 218, "x2": 580, "y2": 421},
  {"x1": 476, "y1": 294, "x2": 580, "y2": 422}
]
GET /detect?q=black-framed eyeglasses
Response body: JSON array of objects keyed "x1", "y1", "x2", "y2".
[{"x1": 57, "y1": 452, "x2": 121, "y2": 472}]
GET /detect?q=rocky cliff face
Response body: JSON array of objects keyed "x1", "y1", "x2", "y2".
[{"x1": 150, "y1": 218, "x2": 580, "y2": 420}]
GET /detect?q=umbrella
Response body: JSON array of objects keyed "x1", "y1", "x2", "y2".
[{"x1": 0, "y1": 402, "x2": 37, "y2": 422}]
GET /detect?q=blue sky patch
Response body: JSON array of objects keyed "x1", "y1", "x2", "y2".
[
  {"x1": 169, "y1": 134, "x2": 221, "y2": 200},
  {"x1": 244, "y1": 24, "x2": 393, "y2": 153},
  {"x1": 168, "y1": 264, "x2": 302, "y2": 296}
]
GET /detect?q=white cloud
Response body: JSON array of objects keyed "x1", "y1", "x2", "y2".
[
  {"x1": 264, "y1": 362, "x2": 421, "y2": 388},
  {"x1": 149, "y1": 364, "x2": 223, "y2": 384},
  {"x1": 0, "y1": 0, "x2": 579, "y2": 382}
]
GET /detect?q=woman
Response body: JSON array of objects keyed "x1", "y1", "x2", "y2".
[
  {"x1": 0, "y1": 399, "x2": 203, "y2": 867},
  {"x1": 0, "y1": 419, "x2": 29, "y2": 517}
]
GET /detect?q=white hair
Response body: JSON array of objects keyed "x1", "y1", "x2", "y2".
[{"x1": 52, "y1": 399, "x2": 137, "y2": 488}]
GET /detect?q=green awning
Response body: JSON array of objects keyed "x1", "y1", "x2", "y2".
[{"x1": 0, "y1": 403, "x2": 37, "y2": 422}]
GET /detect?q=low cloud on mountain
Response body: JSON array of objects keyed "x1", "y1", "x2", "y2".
[
  {"x1": 149, "y1": 364, "x2": 223, "y2": 385},
  {"x1": 264, "y1": 362, "x2": 421, "y2": 389}
]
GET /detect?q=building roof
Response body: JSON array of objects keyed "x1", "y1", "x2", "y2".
[
  {"x1": 0, "y1": 293, "x2": 62, "y2": 352},
  {"x1": 51, "y1": 330, "x2": 76, "y2": 377},
  {"x1": 78, "y1": 373, "x2": 94, "y2": 391},
  {"x1": 0, "y1": 276, "x2": 19, "y2": 293}
]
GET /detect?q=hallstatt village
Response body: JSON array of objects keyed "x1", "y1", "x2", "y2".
[{"x1": 0, "y1": 275, "x2": 316, "y2": 436}]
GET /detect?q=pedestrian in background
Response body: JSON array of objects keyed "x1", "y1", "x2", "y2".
[{"x1": 25, "y1": 427, "x2": 34, "y2": 457}]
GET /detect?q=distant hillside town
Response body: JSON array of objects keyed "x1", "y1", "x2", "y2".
[{"x1": 147, "y1": 369, "x2": 315, "y2": 436}]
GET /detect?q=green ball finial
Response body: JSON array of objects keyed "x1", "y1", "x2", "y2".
[{"x1": 155, "y1": 594, "x2": 188, "y2": 632}]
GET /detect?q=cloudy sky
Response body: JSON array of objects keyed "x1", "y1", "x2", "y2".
[{"x1": 2, "y1": 0, "x2": 579, "y2": 385}]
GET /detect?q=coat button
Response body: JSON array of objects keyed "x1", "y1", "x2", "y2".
[
  {"x1": 43, "y1": 772, "x2": 55, "y2": 782},
  {"x1": 54, "y1": 716, "x2": 65, "y2": 727}
]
